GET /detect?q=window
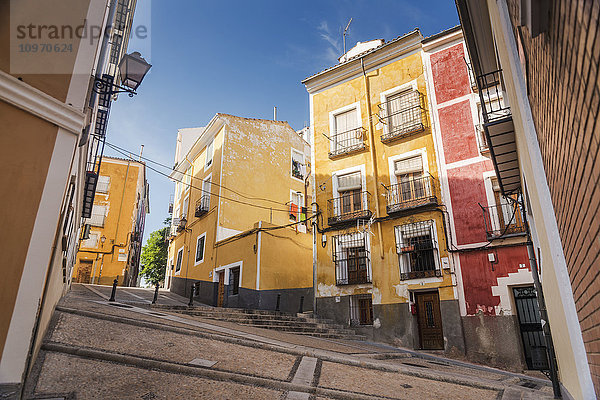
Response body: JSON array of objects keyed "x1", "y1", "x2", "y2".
[
  {"x1": 386, "y1": 90, "x2": 422, "y2": 135},
  {"x1": 175, "y1": 247, "x2": 184, "y2": 273},
  {"x1": 395, "y1": 220, "x2": 440, "y2": 280},
  {"x1": 195, "y1": 234, "x2": 206, "y2": 264},
  {"x1": 337, "y1": 172, "x2": 363, "y2": 216},
  {"x1": 489, "y1": 178, "x2": 525, "y2": 236},
  {"x1": 291, "y1": 149, "x2": 305, "y2": 180},
  {"x1": 289, "y1": 191, "x2": 304, "y2": 221},
  {"x1": 181, "y1": 196, "x2": 189, "y2": 219},
  {"x1": 332, "y1": 232, "x2": 371, "y2": 285},
  {"x1": 88, "y1": 205, "x2": 106, "y2": 227},
  {"x1": 331, "y1": 106, "x2": 363, "y2": 156},
  {"x1": 229, "y1": 267, "x2": 240, "y2": 295},
  {"x1": 205, "y1": 140, "x2": 214, "y2": 168},
  {"x1": 350, "y1": 294, "x2": 373, "y2": 325},
  {"x1": 202, "y1": 177, "x2": 211, "y2": 205},
  {"x1": 96, "y1": 176, "x2": 110, "y2": 193},
  {"x1": 394, "y1": 156, "x2": 426, "y2": 202}
]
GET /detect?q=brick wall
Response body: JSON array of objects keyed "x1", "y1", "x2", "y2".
[{"x1": 506, "y1": 0, "x2": 600, "y2": 393}]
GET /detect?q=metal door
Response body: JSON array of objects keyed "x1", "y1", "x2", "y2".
[
  {"x1": 416, "y1": 291, "x2": 444, "y2": 349},
  {"x1": 513, "y1": 286, "x2": 548, "y2": 370}
]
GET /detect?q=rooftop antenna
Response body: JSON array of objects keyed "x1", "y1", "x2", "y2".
[{"x1": 343, "y1": 18, "x2": 353, "y2": 56}]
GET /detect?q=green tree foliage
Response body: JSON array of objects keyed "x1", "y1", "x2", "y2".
[{"x1": 140, "y1": 227, "x2": 169, "y2": 285}]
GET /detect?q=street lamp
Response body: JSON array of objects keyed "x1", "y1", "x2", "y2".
[{"x1": 93, "y1": 51, "x2": 152, "y2": 97}]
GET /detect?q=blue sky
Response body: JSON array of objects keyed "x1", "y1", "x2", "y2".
[{"x1": 104, "y1": 0, "x2": 460, "y2": 244}]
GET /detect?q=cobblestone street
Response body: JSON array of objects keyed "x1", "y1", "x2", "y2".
[{"x1": 23, "y1": 284, "x2": 554, "y2": 399}]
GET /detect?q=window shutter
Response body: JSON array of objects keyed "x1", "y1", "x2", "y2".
[
  {"x1": 96, "y1": 176, "x2": 110, "y2": 193},
  {"x1": 337, "y1": 172, "x2": 362, "y2": 191},
  {"x1": 335, "y1": 108, "x2": 357, "y2": 134},
  {"x1": 394, "y1": 156, "x2": 423, "y2": 175}
]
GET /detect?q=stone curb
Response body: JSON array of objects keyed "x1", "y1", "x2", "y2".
[
  {"x1": 54, "y1": 306, "x2": 534, "y2": 395},
  {"x1": 41, "y1": 342, "x2": 384, "y2": 400}
]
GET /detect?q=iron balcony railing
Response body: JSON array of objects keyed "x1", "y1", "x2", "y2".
[
  {"x1": 477, "y1": 70, "x2": 511, "y2": 123},
  {"x1": 480, "y1": 201, "x2": 526, "y2": 239},
  {"x1": 385, "y1": 174, "x2": 437, "y2": 214},
  {"x1": 327, "y1": 191, "x2": 372, "y2": 225},
  {"x1": 401, "y1": 269, "x2": 442, "y2": 281},
  {"x1": 378, "y1": 91, "x2": 425, "y2": 143},
  {"x1": 195, "y1": 195, "x2": 210, "y2": 217},
  {"x1": 328, "y1": 127, "x2": 366, "y2": 158}
]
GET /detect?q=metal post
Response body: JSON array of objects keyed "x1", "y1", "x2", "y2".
[
  {"x1": 109, "y1": 277, "x2": 118, "y2": 302},
  {"x1": 298, "y1": 296, "x2": 304, "y2": 314},
  {"x1": 188, "y1": 284, "x2": 194, "y2": 307},
  {"x1": 520, "y1": 197, "x2": 561, "y2": 398},
  {"x1": 152, "y1": 283, "x2": 159, "y2": 304}
]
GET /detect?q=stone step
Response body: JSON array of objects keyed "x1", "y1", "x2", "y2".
[
  {"x1": 233, "y1": 322, "x2": 357, "y2": 335},
  {"x1": 175, "y1": 310, "x2": 338, "y2": 326}
]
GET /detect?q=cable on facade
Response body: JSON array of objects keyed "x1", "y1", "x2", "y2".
[
  {"x1": 105, "y1": 141, "x2": 294, "y2": 207},
  {"x1": 104, "y1": 142, "x2": 307, "y2": 214}
]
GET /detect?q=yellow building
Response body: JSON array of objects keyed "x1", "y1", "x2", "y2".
[
  {"x1": 74, "y1": 157, "x2": 149, "y2": 286},
  {"x1": 303, "y1": 31, "x2": 464, "y2": 354},
  {"x1": 166, "y1": 114, "x2": 313, "y2": 314}
]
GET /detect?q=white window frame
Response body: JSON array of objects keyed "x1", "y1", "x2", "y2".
[
  {"x1": 181, "y1": 195, "x2": 189, "y2": 219},
  {"x1": 289, "y1": 189, "x2": 304, "y2": 218},
  {"x1": 387, "y1": 148, "x2": 429, "y2": 187},
  {"x1": 379, "y1": 80, "x2": 418, "y2": 136},
  {"x1": 195, "y1": 232, "x2": 206, "y2": 265},
  {"x1": 88, "y1": 204, "x2": 106, "y2": 227},
  {"x1": 333, "y1": 231, "x2": 371, "y2": 285},
  {"x1": 202, "y1": 173, "x2": 212, "y2": 208},
  {"x1": 328, "y1": 101, "x2": 362, "y2": 153},
  {"x1": 213, "y1": 261, "x2": 243, "y2": 293},
  {"x1": 96, "y1": 175, "x2": 111, "y2": 194},
  {"x1": 175, "y1": 246, "x2": 184, "y2": 275},
  {"x1": 81, "y1": 232, "x2": 99, "y2": 249},
  {"x1": 205, "y1": 139, "x2": 214, "y2": 171},
  {"x1": 394, "y1": 219, "x2": 441, "y2": 279},
  {"x1": 332, "y1": 164, "x2": 367, "y2": 217},
  {"x1": 290, "y1": 148, "x2": 305, "y2": 182},
  {"x1": 482, "y1": 171, "x2": 517, "y2": 234}
]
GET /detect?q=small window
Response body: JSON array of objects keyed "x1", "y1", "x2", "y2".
[
  {"x1": 96, "y1": 176, "x2": 110, "y2": 193},
  {"x1": 229, "y1": 267, "x2": 240, "y2": 295},
  {"x1": 205, "y1": 140, "x2": 214, "y2": 168},
  {"x1": 291, "y1": 149, "x2": 305, "y2": 180},
  {"x1": 82, "y1": 233, "x2": 99, "y2": 248},
  {"x1": 350, "y1": 294, "x2": 373, "y2": 326},
  {"x1": 331, "y1": 107, "x2": 363, "y2": 156},
  {"x1": 332, "y1": 232, "x2": 370, "y2": 285},
  {"x1": 289, "y1": 191, "x2": 304, "y2": 221},
  {"x1": 195, "y1": 234, "x2": 206, "y2": 264},
  {"x1": 385, "y1": 90, "x2": 422, "y2": 136},
  {"x1": 202, "y1": 178, "x2": 211, "y2": 205},
  {"x1": 336, "y1": 172, "x2": 363, "y2": 217},
  {"x1": 175, "y1": 248, "x2": 184, "y2": 273},
  {"x1": 394, "y1": 156, "x2": 426, "y2": 202},
  {"x1": 181, "y1": 196, "x2": 189, "y2": 219}
]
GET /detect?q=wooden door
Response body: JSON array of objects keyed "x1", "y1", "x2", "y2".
[
  {"x1": 77, "y1": 262, "x2": 92, "y2": 283},
  {"x1": 358, "y1": 297, "x2": 373, "y2": 325},
  {"x1": 416, "y1": 291, "x2": 444, "y2": 349},
  {"x1": 217, "y1": 271, "x2": 225, "y2": 307}
]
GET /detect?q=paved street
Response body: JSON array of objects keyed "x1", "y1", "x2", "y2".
[{"x1": 24, "y1": 284, "x2": 554, "y2": 399}]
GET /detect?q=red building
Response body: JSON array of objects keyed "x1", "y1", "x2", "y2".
[{"x1": 423, "y1": 27, "x2": 542, "y2": 372}]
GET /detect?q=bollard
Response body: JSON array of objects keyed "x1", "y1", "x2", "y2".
[
  {"x1": 275, "y1": 293, "x2": 281, "y2": 312},
  {"x1": 109, "y1": 278, "x2": 118, "y2": 302},
  {"x1": 188, "y1": 284, "x2": 194, "y2": 307},
  {"x1": 152, "y1": 283, "x2": 159, "y2": 304},
  {"x1": 298, "y1": 296, "x2": 304, "y2": 313}
]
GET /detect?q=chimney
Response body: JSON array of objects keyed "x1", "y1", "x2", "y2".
[{"x1": 273, "y1": 106, "x2": 277, "y2": 121}]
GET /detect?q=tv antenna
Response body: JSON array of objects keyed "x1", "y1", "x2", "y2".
[{"x1": 343, "y1": 18, "x2": 353, "y2": 55}]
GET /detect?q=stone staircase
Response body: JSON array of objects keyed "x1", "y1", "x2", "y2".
[{"x1": 151, "y1": 305, "x2": 366, "y2": 340}]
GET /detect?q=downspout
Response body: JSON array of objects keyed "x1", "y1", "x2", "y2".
[{"x1": 361, "y1": 57, "x2": 384, "y2": 259}]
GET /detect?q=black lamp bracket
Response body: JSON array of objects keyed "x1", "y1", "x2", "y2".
[{"x1": 93, "y1": 76, "x2": 136, "y2": 97}]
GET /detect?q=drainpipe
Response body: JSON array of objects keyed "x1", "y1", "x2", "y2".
[
  {"x1": 520, "y1": 197, "x2": 561, "y2": 398},
  {"x1": 361, "y1": 57, "x2": 384, "y2": 259}
]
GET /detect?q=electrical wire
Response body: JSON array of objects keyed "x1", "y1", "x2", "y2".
[
  {"x1": 104, "y1": 141, "x2": 294, "y2": 207},
  {"x1": 104, "y1": 142, "x2": 305, "y2": 214}
]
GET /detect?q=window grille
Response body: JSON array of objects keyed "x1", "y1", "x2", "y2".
[
  {"x1": 109, "y1": 34, "x2": 123, "y2": 65},
  {"x1": 350, "y1": 294, "x2": 373, "y2": 326},
  {"x1": 229, "y1": 267, "x2": 240, "y2": 295},
  {"x1": 395, "y1": 221, "x2": 440, "y2": 280},
  {"x1": 332, "y1": 232, "x2": 371, "y2": 285}
]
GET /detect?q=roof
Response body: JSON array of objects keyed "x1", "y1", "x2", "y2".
[
  {"x1": 302, "y1": 28, "x2": 421, "y2": 84},
  {"x1": 422, "y1": 25, "x2": 462, "y2": 43},
  {"x1": 102, "y1": 155, "x2": 146, "y2": 166}
]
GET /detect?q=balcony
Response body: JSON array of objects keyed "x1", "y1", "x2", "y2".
[
  {"x1": 328, "y1": 127, "x2": 366, "y2": 158},
  {"x1": 480, "y1": 201, "x2": 526, "y2": 239},
  {"x1": 476, "y1": 70, "x2": 521, "y2": 195},
  {"x1": 400, "y1": 269, "x2": 442, "y2": 281},
  {"x1": 378, "y1": 91, "x2": 425, "y2": 143},
  {"x1": 195, "y1": 195, "x2": 210, "y2": 217},
  {"x1": 385, "y1": 174, "x2": 437, "y2": 214},
  {"x1": 327, "y1": 191, "x2": 372, "y2": 225}
]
